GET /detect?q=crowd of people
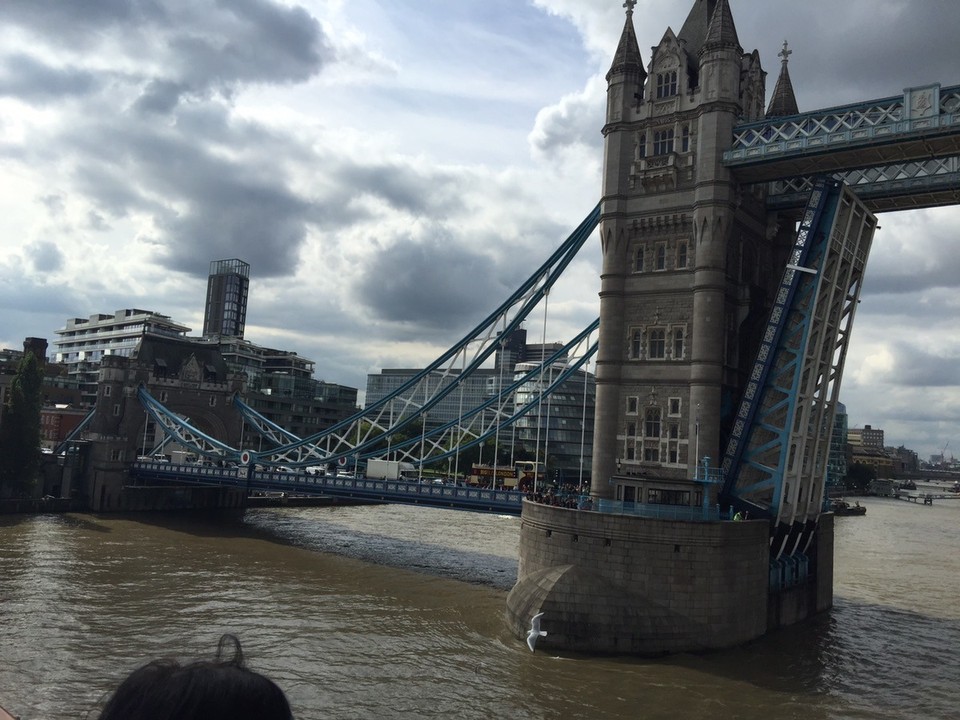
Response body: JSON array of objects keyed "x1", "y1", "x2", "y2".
[{"x1": 524, "y1": 483, "x2": 591, "y2": 509}]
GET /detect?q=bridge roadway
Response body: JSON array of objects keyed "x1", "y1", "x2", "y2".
[{"x1": 131, "y1": 460, "x2": 524, "y2": 515}]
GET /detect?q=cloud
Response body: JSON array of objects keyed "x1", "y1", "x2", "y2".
[
  {"x1": 0, "y1": 0, "x2": 959, "y2": 462},
  {"x1": 0, "y1": 53, "x2": 100, "y2": 103}
]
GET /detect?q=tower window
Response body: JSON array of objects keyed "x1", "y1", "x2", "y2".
[
  {"x1": 681, "y1": 125, "x2": 690, "y2": 152},
  {"x1": 656, "y1": 71, "x2": 678, "y2": 99},
  {"x1": 677, "y1": 241, "x2": 689, "y2": 269},
  {"x1": 645, "y1": 408, "x2": 662, "y2": 439},
  {"x1": 653, "y1": 129, "x2": 674, "y2": 155},
  {"x1": 634, "y1": 246, "x2": 644, "y2": 272},
  {"x1": 631, "y1": 330, "x2": 643, "y2": 359},
  {"x1": 655, "y1": 244, "x2": 667, "y2": 271},
  {"x1": 648, "y1": 329, "x2": 666, "y2": 360},
  {"x1": 673, "y1": 327, "x2": 685, "y2": 360}
]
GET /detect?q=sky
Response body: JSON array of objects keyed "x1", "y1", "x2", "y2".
[{"x1": 1, "y1": 0, "x2": 958, "y2": 460}]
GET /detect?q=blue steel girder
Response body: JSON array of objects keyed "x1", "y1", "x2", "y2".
[
  {"x1": 723, "y1": 83, "x2": 960, "y2": 184},
  {"x1": 370, "y1": 333, "x2": 599, "y2": 468},
  {"x1": 721, "y1": 180, "x2": 877, "y2": 551},
  {"x1": 721, "y1": 176, "x2": 837, "y2": 499},
  {"x1": 766, "y1": 156, "x2": 960, "y2": 213},
  {"x1": 137, "y1": 385, "x2": 239, "y2": 461},
  {"x1": 232, "y1": 320, "x2": 598, "y2": 468},
  {"x1": 54, "y1": 406, "x2": 96, "y2": 455},
  {"x1": 240, "y1": 204, "x2": 601, "y2": 467}
]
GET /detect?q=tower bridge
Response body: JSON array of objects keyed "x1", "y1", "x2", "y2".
[{"x1": 60, "y1": 0, "x2": 960, "y2": 657}]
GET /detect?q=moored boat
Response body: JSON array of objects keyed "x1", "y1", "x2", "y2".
[{"x1": 830, "y1": 499, "x2": 866, "y2": 516}]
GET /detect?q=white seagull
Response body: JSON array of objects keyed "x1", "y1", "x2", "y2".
[{"x1": 526, "y1": 612, "x2": 547, "y2": 652}]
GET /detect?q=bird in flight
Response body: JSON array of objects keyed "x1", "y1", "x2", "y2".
[{"x1": 526, "y1": 612, "x2": 547, "y2": 652}]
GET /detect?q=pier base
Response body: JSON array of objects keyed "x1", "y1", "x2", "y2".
[{"x1": 505, "y1": 501, "x2": 833, "y2": 655}]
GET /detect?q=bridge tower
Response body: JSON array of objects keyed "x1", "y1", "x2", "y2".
[
  {"x1": 592, "y1": 0, "x2": 790, "y2": 500},
  {"x1": 506, "y1": 0, "x2": 822, "y2": 656}
]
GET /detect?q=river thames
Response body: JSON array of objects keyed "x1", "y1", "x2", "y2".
[{"x1": 1, "y1": 496, "x2": 959, "y2": 719}]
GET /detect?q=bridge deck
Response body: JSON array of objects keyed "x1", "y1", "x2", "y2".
[{"x1": 131, "y1": 461, "x2": 525, "y2": 515}]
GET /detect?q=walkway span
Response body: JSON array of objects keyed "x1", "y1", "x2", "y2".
[{"x1": 131, "y1": 460, "x2": 525, "y2": 515}]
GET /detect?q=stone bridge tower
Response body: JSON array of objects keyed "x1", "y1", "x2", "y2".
[{"x1": 591, "y1": 0, "x2": 791, "y2": 501}]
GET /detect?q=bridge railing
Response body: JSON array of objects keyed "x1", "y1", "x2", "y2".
[
  {"x1": 724, "y1": 84, "x2": 960, "y2": 164},
  {"x1": 130, "y1": 461, "x2": 525, "y2": 514},
  {"x1": 594, "y1": 499, "x2": 723, "y2": 522}
]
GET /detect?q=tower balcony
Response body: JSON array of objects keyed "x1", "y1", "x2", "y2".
[{"x1": 630, "y1": 152, "x2": 693, "y2": 192}]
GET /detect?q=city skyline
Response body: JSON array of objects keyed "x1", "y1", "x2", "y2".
[{"x1": 1, "y1": 0, "x2": 958, "y2": 458}]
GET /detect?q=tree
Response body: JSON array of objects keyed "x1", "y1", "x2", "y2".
[{"x1": 0, "y1": 351, "x2": 45, "y2": 497}]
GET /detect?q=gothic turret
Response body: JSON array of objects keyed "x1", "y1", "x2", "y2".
[
  {"x1": 605, "y1": 0, "x2": 645, "y2": 125},
  {"x1": 698, "y1": 0, "x2": 743, "y2": 104},
  {"x1": 766, "y1": 41, "x2": 799, "y2": 117}
]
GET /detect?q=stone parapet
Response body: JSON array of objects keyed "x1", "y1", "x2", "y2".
[{"x1": 506, "y1": 500, "x2": 770, "y2": 655}]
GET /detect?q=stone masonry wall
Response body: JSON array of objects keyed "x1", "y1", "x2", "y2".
[{"x1": 506, "y1": 501, "x2": 769, "y2": 655}]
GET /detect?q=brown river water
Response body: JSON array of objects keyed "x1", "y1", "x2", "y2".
[{"x1": 1, "y1": 495, "x2": 959, "y2": 719}]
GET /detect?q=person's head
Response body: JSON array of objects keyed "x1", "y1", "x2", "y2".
[{"x1": 98, "y1": 635, "x2": 292, "y2": 720}]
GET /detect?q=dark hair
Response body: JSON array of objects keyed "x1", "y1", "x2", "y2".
[{"x1": 98, "y1": 635, "x2": 292, "y2": 720}]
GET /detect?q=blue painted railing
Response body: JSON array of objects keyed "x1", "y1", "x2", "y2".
[
  {"x1": 130, "y1": 461, "x2": 524, "y2": 515},
  {"x1": 594, "y1": 499, "x2": 723, "y2": 522}
]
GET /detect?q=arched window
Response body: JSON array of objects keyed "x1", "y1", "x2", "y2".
[
  {"x1": 634, "y1": 246, "x2": 644, "y2": 272},
  {"x1": 627, "y1": 422, "x2": 636, "y2": 437},
  {"x1": 637, "y1": 134, "x2": 647, "y2": 158},
  {"x1": 681, "y1": 124, "x2": 690, "y2": 152},
  {"x1": 631, "y1": 330, "x2": 643, "y2": 359}
]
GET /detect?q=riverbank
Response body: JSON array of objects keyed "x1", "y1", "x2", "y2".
[
  {"x1": 0, "y1": 494, "x2": 370, "y2": 515},
  {"x1": 0, "y1": 497, "x2": 77, "y2": 514}
]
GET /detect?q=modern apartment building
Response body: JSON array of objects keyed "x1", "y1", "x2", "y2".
[
  {"x1": 53, "y1": 309, "x2": 190, "y2": 405},
  {"x1": 512, "y1": 361, "x2": 595, "y2": 484}
]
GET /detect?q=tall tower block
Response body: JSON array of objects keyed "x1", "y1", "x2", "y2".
[
  {"x1": 203, "y1": 259, "x2": 250, "y2": 339},
  {"x1": 592, "y1": 0, "x2": 778, "y2": 500}
]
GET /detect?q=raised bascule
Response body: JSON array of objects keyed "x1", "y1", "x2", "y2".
[{"x1": 60, "y1": 0, "x2": 960, "y2": 656}]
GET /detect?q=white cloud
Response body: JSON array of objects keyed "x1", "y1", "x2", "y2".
[{"x1": 0, "y1": 0, "x2": 958, "y2": 460}]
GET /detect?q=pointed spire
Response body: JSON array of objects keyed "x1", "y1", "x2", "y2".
[
  {"x1": 607, "y1": 0, "x2": 646, "y2": 82},
  {"x1": 766, "y1": 40, "x2": 799, "y2": 117},
  {"x1": 702, "y1": 0, "x2": 740, "y2": 52}
]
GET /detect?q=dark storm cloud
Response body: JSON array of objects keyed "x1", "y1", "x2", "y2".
[
  {"x1": 864, "y1": 264, "x2": 960, "y2": 296},
  {"x1": 883, "y1": 343, "x2": 960, "y2": 388},
  {"x1": 339, "y1": 163, "x2": 465, "y2": 216},
  {"x1": 25, "y1": 241, "x2": 64, "y2": 273},
  {"x1": 133, "y1": 80, "x2": 189, "y2": 115},
  {"x1": 355, "y1": 233, "x2": 503, "y2": 332},
  {"x1": 3, "y1": 0, "x2": 332, "y2": 97},
  {"x1": 738, "y1": 1, "x2": 958, "y2": 110},
  {"x1": 1, "y1": 0, "x2": 169, "y2": 48},
  {"x1": 352, "y1": 213, "x2": 572, "y2": 336},
  {"x1": 0, "y1": 54, "x2": 100, "y2": 102}
]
